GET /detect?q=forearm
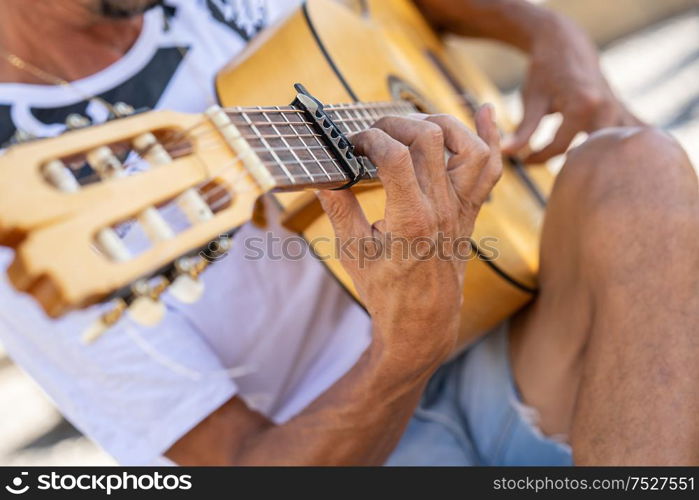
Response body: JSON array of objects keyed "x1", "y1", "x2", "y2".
[
  {"x1": 234, "y1": 335, "x2": 435, "y2": 465},
  {"x1": 414, "y1": 0, "x2": 565, "y2": 53}
]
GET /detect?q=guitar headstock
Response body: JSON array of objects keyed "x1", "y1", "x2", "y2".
[{"x1": 0, "y1": 106, "x2": 272, "y2": 339}]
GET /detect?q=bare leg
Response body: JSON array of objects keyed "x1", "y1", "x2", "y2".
[{"x1": 510, "y1": 126, "x2": 699, "y2": 464}]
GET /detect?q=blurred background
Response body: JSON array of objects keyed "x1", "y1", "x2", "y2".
[{"x1": 0, "y1": 0, "x2": 697, "y2": 465}]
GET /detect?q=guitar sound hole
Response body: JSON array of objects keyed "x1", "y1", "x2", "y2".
[{"x1": 387, "y1": 75, "x2": 436, "y2": 115}]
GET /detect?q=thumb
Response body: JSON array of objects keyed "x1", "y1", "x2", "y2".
[
  {"x1": 502, "y1": 94, "x2": 549, "y2": 155},
  {"x1": 316, "y1": 189, "x2": 371, "y2": 244}
]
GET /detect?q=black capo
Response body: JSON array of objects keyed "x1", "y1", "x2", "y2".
[{"x1": 291, "y1": 83, "x2": 367, "y2": 190}]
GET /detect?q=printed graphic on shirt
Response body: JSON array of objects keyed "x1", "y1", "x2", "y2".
[
  {"x1": 205, "y1": 0, "x2": 268, "y2": 40},
  {"x1": 0, "y1": 1, "x2": 271, "y2": 148},
  {"x1": 0, "y1": 46, "x2": 190, "y2": 148}
]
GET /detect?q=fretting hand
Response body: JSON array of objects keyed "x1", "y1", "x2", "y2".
[{"x1": 318, "y1": 106, "x2": 502, "y2": 367}]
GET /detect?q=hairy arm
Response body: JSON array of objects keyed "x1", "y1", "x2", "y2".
[
  {"x1": 414, "y1": 0, "x2": 557, "y2": 51},
  {"x1": 168, "y1": 108, "x2": 503, "y2": 466},
  {"x1": 168, "y1": 336, "x2": 431, "y2": 466}
]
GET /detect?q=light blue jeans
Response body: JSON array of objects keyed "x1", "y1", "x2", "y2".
[{"x1": 386, "y1": 325, "x2": 573, "y2": 466}]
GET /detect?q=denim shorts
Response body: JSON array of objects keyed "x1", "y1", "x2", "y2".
[{"x1": 386, "y1": 324, "x2": 573, "y2": 466}]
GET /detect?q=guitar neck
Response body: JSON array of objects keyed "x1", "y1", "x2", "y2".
[{"x1": 223, "y1": 100, "x2": 417, "y2": 191}]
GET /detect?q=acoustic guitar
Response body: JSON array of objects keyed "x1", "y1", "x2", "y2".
[{"x1": 0, "y1": 0, "x2": 555, "y2": 346}]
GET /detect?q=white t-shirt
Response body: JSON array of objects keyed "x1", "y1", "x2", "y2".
[{"x1": 0, "y1": 0, "x2": 371, "y2": 465}]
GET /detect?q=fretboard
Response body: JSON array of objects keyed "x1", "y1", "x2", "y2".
[{"x1": 224, "y1": 100, "x2": 417, "y2": 190}]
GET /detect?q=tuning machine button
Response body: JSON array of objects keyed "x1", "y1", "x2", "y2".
[
  {"x1": 112, "y1": 102, "x2": 135, "y2": 118},
  {"x1": 82, "y1": 299, "x2": 128, "y2": 344},
  {"x1": 82, "y1": 276, "x2": 168, "y2": 343},
  {"x1": 168, "y1": 257, "x2": 209, "y2": 304},
  {"x1": 126, "y1": 279, "x2": 169, "y2": 327},
  {"x1": 10, "y1": 129, "x2": 36, "y2": 145},
  {"x1": 65, "y1": 114, "x2": 91, "y2": 130},
  {"x1": 168, "y1": 274, "x2": 205, "y2": 304}
]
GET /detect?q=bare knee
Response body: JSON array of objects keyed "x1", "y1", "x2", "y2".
[
  {"x1": 554, "y1": 126, "x2": 698, "y2": 216},
  {"x1": 548, "y1": 126, "x2": 699, "y2": 272}
]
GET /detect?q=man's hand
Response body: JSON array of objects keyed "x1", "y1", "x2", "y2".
[
  {"x1": 413, "y1": 0, "x2": 643, "y2": 164},
  {"x1": 318, "y1": 106, "x2": 502, "y2": 368},
  {"x1": 170, "y1": 111, "x2": 500, "y2": 465},
  {"x1": 169, "y1": 109, "x2": 501, "y2": 466},
  {"x1": 502, "y1": 15, "x2": 643, "y2": 163}
]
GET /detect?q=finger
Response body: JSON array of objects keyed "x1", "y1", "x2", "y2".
[
  {"x1": 420, "y1": 112, "x2": 491, "y2": 201},
  {"x1": 502, "y1": 92, "x2": 549, "y2": 155},
  {"x1": 475, "y1": 104, "x2": 501, "y2": 153},
  {"x1": 351, "y1": 128, "x2": 427, "y2": 224},
  {"x1": 418, "y1": 108, "x2": 496, "y2": 203},
  {"x1": 472, "y1": 104, "x2": 503, "y2": 204},
  {"x1": 370, "y1": 116, "x2": 450, "y2": 200},
  {"x1": 421, "y1": 113, "x2": 482, "y2": 169},
  {"x1": 524, "y1": 116, "x2": 580, "y2": 164}
]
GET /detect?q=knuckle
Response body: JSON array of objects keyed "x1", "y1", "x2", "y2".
[
  {"x1": 362, "y1": 127, "x2": 385, "y2": 144},
  {"x1": 436, "y1": 207, "x2": 456, "y2": 232},
  {"x1": 373, "y1": 116, "x2": 393, "y2": 130},
  {"x1": 322, "y1": 198, "x2": 350, "y2": 223},
  {"x1": 487, "y1": 158, "x2": 504, "y2": 184},
  {"x1": 472, "y1": 140, "x2": 490, "y2": 167},
  {"x1": 429, "y1": 113, "x2": 456, "y2": 125},
  {"x1": 406, "y1": 212, "x2": 438, "y2": 237},
  {"x1": 577, "y1": 89, "x2": 604, "y2": 111},
  {"x1": 383, "y1": 143, "x2": 411, "y2": 167},
  {"x1": 421, "y1": 121, "x2": 445, "y2": 148}
]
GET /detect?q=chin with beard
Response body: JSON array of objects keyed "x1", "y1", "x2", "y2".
[{"x1": 95, "y1": 0, "x2": 164, "y2": 18}]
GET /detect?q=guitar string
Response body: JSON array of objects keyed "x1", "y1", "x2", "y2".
[
  {"x1": 65, "y1": 106, "x2": 388, "y2": 238},
  {"x1": 112, "y1": 107, "x2": 396, "y2": 185},
  {"x1": 133, "y1": 107, "x2": 391, "y2": 213},
  {"x1": 84, "y1": 104, "x2": 406, "y2": 234},
  {"x1": 114, "y1": 110, "x2": 395, "y2": 173},
  {"x1": 0, "y1": 35, "x2": 414, "y2": 380}
]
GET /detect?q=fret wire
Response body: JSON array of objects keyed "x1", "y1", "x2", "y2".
[
  {"x1": 264, "y1": 107, "x2": 313, "y2": 181},
  {"x1": 255, "y1": 132, "x2": 324, "y2": 139},
  {"x1": 342, "y1": 108, "x2": 364, "y2": 134},
  {"x1": 349, "y1": 107, "x2": 374, "y2": 131},
  {"x1": 261, "y1": 159, "x2": 349, "y2": 178},
  {"x1": 240, "y1": 110, "x2": 296, "y2": 184},
  {"x1": 250, "y1": 144, "x2": 340, "y2": 154},
  {"x1": 366, "y1": 106, "x2": 382, "y2": 123},
  {"x1": 294, "y1": 112, "x2": 348, "y2": 181},
  {"x1": 224, "y1": 107, "x2": 416, "y2": 128},
  {"x1": 326, "y1": 102, "x2": 415, "y2": 112},
  {"x1": 340, "y1": 108, "x2": 378, "y2": 180},
  {"x1": 194, "y1": 138, "x2": 387, "y2": 158},
  {"x1": 277, "y1": 106, "x2": 335, "y2": 181},
  {"x1": 222, "y1": 102, "x2": 418, "y2": 187},
  {"x1": 353, "y1": 108, "x2": 381, "y2": 178},
  {"x1": 225, "y1": 102, "x2": 416, "y2": 126},
  {"x1": 355, "y1": 106, "x2": 382, "y2": 124}
]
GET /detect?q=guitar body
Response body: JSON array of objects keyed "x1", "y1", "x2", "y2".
[{"x1": 216, "y1": 0, "x2": 553, "y2": 346}]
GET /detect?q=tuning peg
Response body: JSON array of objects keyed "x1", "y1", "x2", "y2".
[
  {"x1": 10, "y1": 129, "x2": 36, "y2": 145},
  {"x1": 81, "y1": 276, "x2": 170, "y2": 344},
  {"x1": 87, "y1": 145, "x2": 126, "y2": 179},
  {"x1": 65, "y1": 114, "x2": 91, "y2": 130},
  {"x1": 125, "y1": 279, "x2": 168, "y2": 327},
  {"x1": 82, "y1": 299, "x2": 127, "y2": 344},
  {"x1": 42, "y1": 159, "x2": 80, "y2": 193},
  {"x1": 112, "y1": 102, "x2": 135, "y2": 118},
  {"x1": 168, "y1": 274, "x2": 205, "y2": 304},
  {"x1": 127, "y1": 296, "x2": 166, "y2": 327},
  {"x1": 167, "y1": 257, "x2": 209, "y2": 304}
]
